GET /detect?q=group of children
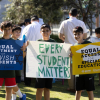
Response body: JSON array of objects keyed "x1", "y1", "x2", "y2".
[{"x1": 0, "y1": 20, "x2": 100, "y2": 100}]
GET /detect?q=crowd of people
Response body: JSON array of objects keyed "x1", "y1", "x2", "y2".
[{"x1": 0, "y1": 7, "x2": 100, "y2": 100}]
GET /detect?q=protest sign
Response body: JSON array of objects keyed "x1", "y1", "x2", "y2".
[
  {"x1": 0, "y1": 40, "x2": 23, "y2": 70},
  {"x1": 71, "y1": 42, "x2": 100, "y2": 75},
  {"x1": 26, "y1": 41, "x2": 71, "y2": 79}
]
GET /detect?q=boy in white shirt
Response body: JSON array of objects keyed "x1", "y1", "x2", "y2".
[{"x1": 90, "y1": 27, "x2": 100, "y2": 86}]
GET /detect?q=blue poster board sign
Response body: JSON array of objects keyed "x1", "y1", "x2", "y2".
[{"x1": 0, "y1": 40, "x2": 23, "y2": 70}]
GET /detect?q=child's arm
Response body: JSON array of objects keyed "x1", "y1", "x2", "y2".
[
  {"x1": 21, "y1": 41, "x2": 29, "y2": 58},
  {"x1": 20, "y1": 43, "x2": 26, "y2": 52},
  {"x1": 20, "y1": 41, "x2": 29, "y2": 51},
  {"x1": 58, "y1": 33, "x2": 65, "y2": 41},
  {"x1": 83, "y1": 33, "x2": 87, "y2": 39},
  {"x1": 69, "y1": 48, "x2": 73, "y2": 58},
  {"x1": 23, "y1": 51, "x2": 26, "y2": 58}
]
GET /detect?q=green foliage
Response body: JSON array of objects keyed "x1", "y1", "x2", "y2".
[
  {"x1": 3, "y1": 0, "x2": 99, "y2": 34},
  {"x1": 63, "y1": 0, "x2": 99, "y2": 31},
  {"x1": 3, "y1": 0, "x2": 64, "y2": 24},
  {"x1": 50, "y1": 34, "x2": 63, "y2": 43}
]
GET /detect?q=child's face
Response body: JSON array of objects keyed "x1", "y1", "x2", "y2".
[
  {"x1": 95, "y1": 33, "x2": 100, "y2": 38},
  {"x1": 40, "y1": 28, "x2": 51, "y2": 39},
  {"x1": 73, "y1": 32, "x2": 83, "y2": 41},
  {"x1": 2, "y1": 27, "x2": 12, "y2": 36},
  {"x1": 12, "y1": 30, "x2": 21, "y2": 39}
]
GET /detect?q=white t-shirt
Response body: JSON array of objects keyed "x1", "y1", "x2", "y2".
[
  {"x1": 19, "y1": 25, "x2": 25, "y2": 40},
  {"x1": 58, "y1": 16, "x2": 88, "y2": 44},
  {"x1": 22, "y1": 21, "x2": 42, "y2": 41},
  {"x1": 39, "y1": 18, "x2": 44, "y2": 26},
  {"x1": 90, "y1": 36, "x2": 100, "y2": 43}
]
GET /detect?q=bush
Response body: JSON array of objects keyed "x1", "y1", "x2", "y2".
[{"x1": 50, "y1": 34, "x2": 63, "y2": 43}]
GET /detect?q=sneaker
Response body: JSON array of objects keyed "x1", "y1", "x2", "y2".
[{"x1": 19, "y1": 94, "x2": 26, "y2": 100}]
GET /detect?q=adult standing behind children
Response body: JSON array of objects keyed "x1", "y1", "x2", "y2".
[
  {"x1": 39, "y1": 18, "x2": 44, "y2": 26},
  {"x1": 58, "y1": 8, "x2": 88, "y2": 92},
  {"x1": 23, "y1": 15, "x2": 42, "y2": 41},
  {"x1": 19, "y1": 19, "x2": 31, "y2": 83},
  {"x1": 22, "y1": 15, "x2": 42, "y2": 86},
  {"x1": 19, "y1": 19, "x2": 31, "y2": 40}
]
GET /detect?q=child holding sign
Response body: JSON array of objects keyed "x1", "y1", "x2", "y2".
[
  {"x1": 0, "y1": 21, "x2": 17, "y2": 100},
  {"x1": 71, "y1": 26, "x2": 95, "y2": 100},
  {"x1": 35, "y1": 24, "x2": 55, "y2": 100},
  {"x1": 90, "y1": 27, "x2": 100, "y2": 86},
  {"x1": 11, "y1": 25, "x2": 26, "y2": 100},
  {"x1": 0, "y1": 21, "x2": 26, "y2": 100}
]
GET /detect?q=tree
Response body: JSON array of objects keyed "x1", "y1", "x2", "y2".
[
  {"x1": 3, "y1": 0, "x2": 64, "y2": 25},
  {"x1": 63, "y1": 0, "x2": 100, "y2": 36}
]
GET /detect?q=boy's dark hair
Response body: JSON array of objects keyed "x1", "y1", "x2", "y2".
[
  {"x1": 66, "y1": 17, "x2": 69, "y2": 20},
  {"x1": 12, "y1": 25, "x2": 21, "y2": 32},
  {"x1": 25, "y1": 19, "x2": 31, "y2": 23},
  {"x1": 25, "y1": 19, "x2": 31, "y2": 24},
  {"x1": 31, "y1": 15, "x2": 39, "y2": 21},
  {"x1": 0, "y1": 21, "x2": 12, "y2": 30},
  {"x1": 20, "y1": 19, "x2": 31, "y2": 26},
  {"x1": 19, "y1": 22, "x2": 25, "y2": 26},
  {"x1": 95, "y1": 27, "x2": 100, "y2": 34},
  {"x1": 69, "y1": 8, "x2": 77, "y2": 16},
  {"x1": 73, "y1": 26, "x2": 83, "y2": 33},
  {"x1": 41, "y1": 24, "x2": 51, "y2": 30}
]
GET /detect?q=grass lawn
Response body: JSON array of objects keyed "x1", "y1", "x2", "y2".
[
  {"x1": 0, "y1": 75, "x2": 100, "y2": 100},
  {"x1": 0, "y1": 32, "x2": 100, "y2": 99}
]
